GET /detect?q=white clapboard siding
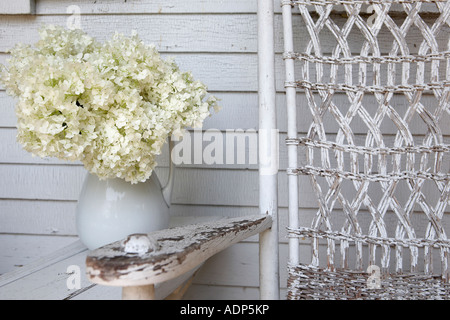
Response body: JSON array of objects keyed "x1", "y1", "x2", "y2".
[
  {"x1": 35, "y1": 0, "x2": 262, "y2": 14},
  {"x1": 2, "y1": 127, "x2": 448, "y2": 170},
  {"x1": 0, "y1": 199, "x2": 77, "y2": 236},
  {"x1": 2, "y1": 198, "x2": 446, "y2": 246},
  {"x1": 1, "y1": 91, "x2": 447, "y2": 136},
  {"x1": 183, "y1": 285, "x2": 289, "y2": 300},
  {"x1": 3, "y1": 164, "x2": 443, "y2": 212},
  {"x1": 1, "y1": 0, "x2": 448, "y2": 300},
  {"x1": 0, "y1": 53, "x2": 259, "y2": 91},
  {"x1": 1, "y1": 52, "x2": 447, "y2": 93},
  {"x1": 0, "y1": 14, "x2": 446, "y2": 54},
  {"x1": 0, "y1": 1, "x2": 35, "y2": 14},
  {"x1": 35, "y1": 0, "x2": 443, "y2": 14}
]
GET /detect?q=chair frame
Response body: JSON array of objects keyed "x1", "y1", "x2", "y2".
[{"x1": 282, "y1": 0, "x2": 450, "y2": 299}]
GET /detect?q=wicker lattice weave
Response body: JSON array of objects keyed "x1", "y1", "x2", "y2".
[{"x1": 282, "y1": 0, "x2": 450, "y2": 299}]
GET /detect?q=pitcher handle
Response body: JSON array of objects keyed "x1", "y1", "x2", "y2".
[{"x1": 162, "y1": 135, "x2": 175, "y2": 207}]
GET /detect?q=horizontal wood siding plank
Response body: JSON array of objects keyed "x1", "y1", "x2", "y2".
[
  {"x1": 0, "y1": 199, "x2": 77, "y2": 235},
  {"x1": 183, "y1": 284, "x2": 288, "y2": 300},
  {"x1": 0, "y1": 14, "x2": 445, "y2": 54},
  {"x1": 0, "y1": 199, "x2": 290, "y2": 240},
  {"x1": 192, "y1": 242, "x2": 289, "y2": 289},
  {"x1": 2, "y1": 198, "x2": 446, "y2": 246},
  {"x1": 0, "y1": 0, "x2": 35, "y2": 14},
  {"x1": 2, "y1": 127, "x2": 448, "y2": 178},
  {"x1": 0, "y1": 164, "x2": 446, "y2": 213},
  {"x1": 0, "y1": 52, "x2": 258, "y2": 91},
  {"x1": 35, "y1": 0, "x2": 443, "y2": 14},
  {"x1": 0, "y1": 164, "x2": 311, "y2": 207},
  {"x1": 36, "y1": 0, "x2": 263, "y2": 14},
  {"x1": 0, "y1": 15, "x2": 257, "y2": 53},
  {"x1": 1, "y1": 52, "x2": 447, "y2": 95},
  {"x1": 2, "y1": 90, "x2": 446, "y2": 136}
]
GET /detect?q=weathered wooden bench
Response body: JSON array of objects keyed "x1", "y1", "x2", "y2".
[
  {"x1": 86, "y1": 215, "x2": 271, "y2": 300},
  {"x1": 0, "y1": 215, "x2": 272, "y2": 300}
]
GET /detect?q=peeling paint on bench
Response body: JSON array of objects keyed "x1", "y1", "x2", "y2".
[{"x1": 86, "y1": 215, "x2": 272, "y2": 287}]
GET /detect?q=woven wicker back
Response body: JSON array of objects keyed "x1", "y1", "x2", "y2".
[{"x1": 282, "y1": 0, "x2": 450, "y2": 299}]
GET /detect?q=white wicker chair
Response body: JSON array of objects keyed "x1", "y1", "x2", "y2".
[{"x1": 282, "y1": 0, "x2": 450, "y2": 299}]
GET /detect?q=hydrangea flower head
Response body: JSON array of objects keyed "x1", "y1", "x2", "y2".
[{"x1": 0, "y1": 25, "x2": 219, "y2": 183}]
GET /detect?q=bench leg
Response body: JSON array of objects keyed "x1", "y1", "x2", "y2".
[
  {"x1": 122, "y1": 284, "x2": 155, "y2": 300},
  {"x1": 164, "y1": 272, "x2": 196, "y2": 300}
]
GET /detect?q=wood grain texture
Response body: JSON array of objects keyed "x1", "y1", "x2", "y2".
[
  {"x1": 0, "y1": 234, "x2": 79, "y2": 276},
  {"x1": 0, "y1": 200, "x2": 77, "y2": 235},
  {"x1": 0, "y1": 0, "x2": 35, "y2": 14},
  {"x1": 1, "y1": 163, "x2": 446, "y2": 210},
  {"x1": 1, "y1": 51, "x2": 447, "y2": 93},
  {"x1": 0, "y1": 14, "x2": 445, "y2": 54},
  {"x1": 86, "y1": 215, "x2": 272, "y2": 286},
  {"x1": 182, "y1": 284, "x2": 288, "y2": 300},
  {"x1": 34, "y1": 0, "x2": 442, "y2": 14},
  {"x1": 36, "y1": 0, "x2": 263, "y2": 14},
  {"x1": 0, "y1": 238, "x2": 204, "y2": 300}
]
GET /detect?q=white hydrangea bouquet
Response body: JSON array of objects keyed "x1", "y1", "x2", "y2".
[{"x1": 0, "y1": 25, "x2": 219, "y2": 183}]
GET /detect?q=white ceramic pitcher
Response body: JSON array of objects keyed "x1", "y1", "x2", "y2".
[{"x1": 76, "y1": 138, "x2": 175, "y2": 250}]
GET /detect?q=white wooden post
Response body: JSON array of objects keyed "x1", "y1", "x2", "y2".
[
  {"x1": 281, "y1": 1, "x2": 299, "y2": 266},
  {"x1": 258, "y1": 0, "x2": 280, "y2": 300}
]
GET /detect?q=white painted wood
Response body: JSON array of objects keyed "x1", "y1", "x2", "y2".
[
  {"x1": 0, "y1": 241, "x2": 199, "y2": 300},
  {"x1": 1, "y1": 52, "x2": 448, "y2": 94},
  {"x1": 0, "y1": 14, "x2": 445, "y2": 54},
  {"x1": 1, "y1": 200, "x2": 446, "y2": 245},
  {"x1": 1, "y1": 127, "x2": 448, "y2": 173},
  {"x1": 86, "y1": 215, "x2": 272, "y2": 287},
  {"x1": 282, "y1": 0, "x2": 300, "y2": 269},
  {"x1": 0, "y1": 242, "x2": 90, "y2": 299},
  {"x1": 258, "y1": 0, "x2": 280, "y2": 300},
  {"x1": 69, "y1": 284, "x2": 122, "y2": 300},
  {"x1": 1, "y1": 90, "x2": 447, "y2": 137},
  {"x1": 1, "y1": 164, "x2": 446, "y2": 210},
  {"x1": 0, "y1": 216, "x2": 226, "y2": 299},
  {"x1": 0, "y1": 53, "x2": 259, "y2": 91},
  {"x1": 0, "y1": 0, "x2": 35, "y2": 14},
  {"x1": 0, "y1": 15, "x2": 257, "y2": 53},
  {"x1": 0, "y1": 200, "x2": 77, "y2": 235},
  {"x1": 0, "y1": 165, "x2": 295, "y2": 209},
  {"x1": 1, "y1": 222, "x2": 447, "y2": 299},
  {"x1": 35, "y1": 0, "x2": 441, "y2": 15},
  {"x1": 183, "y1": 284, "x2": 289, "y2": 300},
  {"x1": 36, "y1": 0, "x2": 263, "y2": 14},
  {"x1": 191, "y1": 242, "x2": 287, "y2": 288},
  {"x1": 0, "y1": 235, "x2": 78, "y2": 275}
]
